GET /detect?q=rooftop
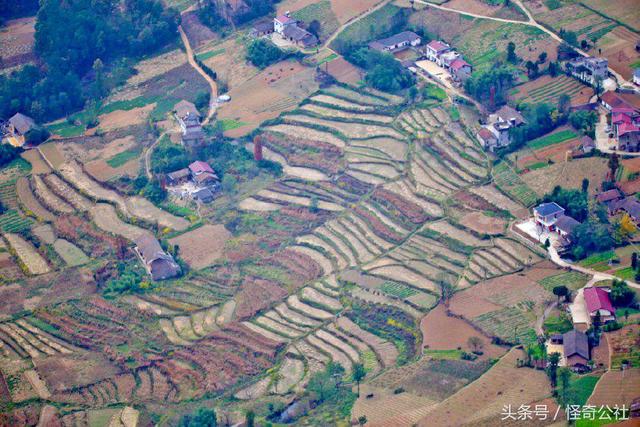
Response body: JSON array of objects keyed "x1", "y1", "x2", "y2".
[
  {"x1": 275, "y1": 14, "x2": 295, "y2": 24},
  {"x1": 494, "y1": 105, "x2": 525, "y2": 126},
  {"x1": 534, "y1": 202, "x2": 564, "y2": 217},
  {"x1": 596, "y1": 189, "x2": 622, "y2": 204},
  {"x1": 370, "y1": 31, "x2": 421, "y2": 49},
  {"x1": 584, "y1": 287, "x2": 615, "y2": 315},
  {"x1": 426, "y1": 40, "x2": 450, "y2": 52},
  {"x1": 450, "y1": 58, "x2": 471, "y2": 71},
  {"x1": 562, "y1": 329, "x2": 589, "y2": 360},
  {"x1": 8, "y1": 112, "x2": 36, "y2": 135},
  {"x1": 554, "y1": 215, "x2": 580, "y2": 234},
  {"x1": 189, "y1": 160, "x2": 214, "y2": 175}
]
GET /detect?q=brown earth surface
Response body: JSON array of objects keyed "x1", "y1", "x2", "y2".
[
  {"x1": 420, "y1": 304, "x2": 507, "y2": 359},
  {"x1": 520, "y1": 157, "x2": 609, "y2": 196},
  {"x1": 459, "y1": 211, "x2": 506, "y2": 235},
  {"x1": 416, "y1": 348, "x2": 555, "y2": 427},
  {"x1": 325, "y1": 57, "x2": 363, "y2": 85},
  {"x1": 169, "y1": 224, "x2": 232, "y2": 269},
  {"x1": 98, "y1": 104, "x2": 156, "y2": 132},
  {"x1": 0, "y1": 17, "x2": 36, "y2": 70}
]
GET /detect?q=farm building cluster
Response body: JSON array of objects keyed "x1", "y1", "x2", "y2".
[
  {"x1": 166, "y1": 160, "x2": 220, "y2": 204},
  {"x1": 601, "y1": 90, "x2": 640, "y2": 151},
  {"x1": 476, "y1": 105, "x2": 526, "y2": 152},
  {"x1": 174, "y1": 100, "x2": 205, "y2": 148},
  {"x1": 1, "y1": 112, "x2": 46, "y2": 148},
  {"x1": 251, "y1": 12, "x2": 318, "y2": 48},
  {"x1": 423, "y1": 40, "x2": 473, "y2": 83},
  {"x1": 566, "y1": 57, "x2": 609, "y2": 87}
]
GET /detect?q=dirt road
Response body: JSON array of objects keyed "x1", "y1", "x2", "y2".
[
  {"x1": 323, "y1": 0, "x2": 392, "y2": 50},
  {"x1": 178, "y1": 25, "x2": 218, "y2": 125}
]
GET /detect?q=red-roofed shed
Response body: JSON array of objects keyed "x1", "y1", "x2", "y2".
[{"x1": 583, "y1": 287, "x2": 615, "y2": 323}]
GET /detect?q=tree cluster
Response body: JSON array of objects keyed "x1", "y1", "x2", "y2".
[
  {"x1": 0, "y1": 144, "x2": 20, "y2": 168},
  {"x1": 245, "y1": 39, "x2": 286, "y2": 69},
  {"x1": 346, "y1": 48, "x2": 415, "y2": 92},
  {"x1": 0, "y1": 0, "x2": 39, "y2": 23},
  {"x1": 0, "y1": 0, "x2": 179, "y2": 122},
  {"x1": 464, "y1": 65, "x2": 515, "y2": 108},
  {"x1": 507, "y1": 103, "x2": 558, "y2": 151},
  {"x1": 543, "y1": 186, "x2": 588, "y2": 221}
]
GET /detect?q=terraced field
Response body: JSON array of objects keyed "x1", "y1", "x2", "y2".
[{"x1": 0, "y1": 79, "x2": 561, "y2": 423}]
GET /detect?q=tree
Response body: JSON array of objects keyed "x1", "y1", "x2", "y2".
[
  {"x1": 544, "y1": 238, "x2": 551, "y2": 249},
  {"x1": 245, "y1": 39, "x2": 285, "y2": 69},
  {"x1": 569, "y1": 110, "x2": 598, "y2": 134},
  {"x1": 506, "y1": 41, "x2": 518, "y2": 63},
  {"x1": 467, "y1": 336, "x2": 483, "y2": 353},
  {"x1": 178, "y1": 408, "x2": 217, "y2": 427},
  {"x1": 308, "y1": 20, "x2": 321, "y2": 39},
  {"x1": 352, "y1": 363, "x2": 366, "y2": 397},
  {"x1": 92, "y1": 58, "x2": 106, "y2": 99},
  {"x1": 558, "y1": 368, "x2": 572, "y2": 407},
  {"x1": 580, "y1": 39, "x2": 589, "y2": 50},
  {"x1": 581, "y1": 178, "x2": 589, "y2": 193},
  {"x1": 0, "y1": 200, "x2": 5, "y2": 215},
  {"x1": 617, "y1": 213, "x2": 637, "y2": 241},
  {"x1": 143, "y1": 180, "x2": 167, "y2": 204},
  {"x1": 548, "y1": 61, "x2": 560, "y2": 77},
  {"x1": 558, "y1": 93, "x2": 571, "y2": 117},
  {"x1": 610, "y1": 279, "x2": 636, "y2": 307},
  {"x1": 553, "y1": 285, "x2": 569, "y2": 304},
  {"x1": 538, "y1": 52, "x2": 547, "y2": 64},
  {"x1": 560, "y1": 29, "x2": 578, "y2": 46},
  {"x1": 525, "y1": 60, "x2": 539, "y2": 78},
  {"x1": 221, "y1": 174, "x2": 237, "y2": 193},
  {"x1": 547, "y1": 352, "x2": 561, "y2": 387},
  {"x1": 608, "y1": 153, "x2": 620, "y2": 180},
  {"x1": 632, "y1": 252, "x2": 638, "y2": 270},
  {"x1": 307, "y1": 361, "x2": 345, "y2": 403},
  {"x1": 245, "y1": 410, "x2": 255, "y2": 427},
  {"x1": 358, "y1": 416, "x2": 368, "y2": 426}
]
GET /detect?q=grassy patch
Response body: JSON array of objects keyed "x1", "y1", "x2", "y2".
[
  {"x1": 613, "y1": 266, "x2": 636, "y2": 281},
  {"x1": 196, "y1": 48, "x2": 226, "y2": 61},
  {"x1": 291, "y1": 0, "x2": 339, "y2": 41},
  {"x1": 543, "y1": 313, "x2": 573, "y2": 335},
  {"x1": 219, "y1": 118, "x2": 248, "y2": 131},
  {"x1": 423, "y1": 349, "x2": 463, "y2": 360},
  {"x1": 106, "y1": 147, "x2": 142, "y2": 168},
  {"x1": 46, "y1": 121, "x2": 85, "y2": 138},
  {"x1": 568, "y1": 374, "x2": 601, "y2": 406},
  {"x1": 424, "y1": 83, "x2": 447, "y2": 101},
  {"x1": 317, "y1": 52, "x2": 338, "y2": 65},
  {"x1": 528, "y1": 129, "x2": 578, "y2": 150},
  {"x1": 579, "y1": 250, "x2": 616, "y2": 267},
  {"x1": 538, "y1": 271, "x2": 590, "y2": 292}
]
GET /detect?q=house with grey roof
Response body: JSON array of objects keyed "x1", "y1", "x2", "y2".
[
  {"x1": 7, "y1": 113, "x2": 37, "y2": 147},
  {"x1": 533, "y1": 202, "x2": 565, "y2": 229},
  {"x1": 562, "y1": 329, "x2": 590, "y2": 369},
  {"x1": 368, "y1": 31, "x2": 421, "y2": 53},
  {"x1": 134, "y1": 234, "x2": 181, "y2": 281}
]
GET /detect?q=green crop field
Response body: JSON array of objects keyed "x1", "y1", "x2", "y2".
[
  {"x1": 196, "y1": 48, "x2": 226, "y2": 61},
  {"x1": 527, "y1": 129, "x2": 578, "y2": 150},
  {"x1": 380, "y1": 281, "x2": 419, "y2": 299},
  {"x1": 0, "y1": 209, "x2": 33, "y2": 233},
  {"x1": 492, "y1": 162, "x2": 538, "y2": 206},
  {"x1": 538, "y1": 271, "x2": 590, "y2": 292},
  {"x1": 106, "y1": 148, "x2": 142, "y2": 168}
]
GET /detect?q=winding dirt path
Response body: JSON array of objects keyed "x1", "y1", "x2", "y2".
[
  {"x1": 323, "y1": 0, "x2": 393, "y2": 50},
  {"x1": 178, "y1": 25, "x2": 218, "y2": 125}
]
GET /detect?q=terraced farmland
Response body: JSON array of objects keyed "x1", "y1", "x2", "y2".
[{"x1": 0, "y1": 78, "x2": 567, "y2": 424}]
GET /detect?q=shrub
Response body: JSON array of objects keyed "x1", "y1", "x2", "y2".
[{"x1": 246, "y1": 39, "x2": 285, "y2": 69}]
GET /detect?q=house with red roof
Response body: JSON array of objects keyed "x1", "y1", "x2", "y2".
[
  {"x1": 274, "y1": 13, "x2": 296, "y2": 34},
  {"x1": 600, "y1": 90, "x2": 640, "y2": 151},
  {"x1": 583, "y1": 287, "x2": 616, "y2": 324},
  {"x1": 425, "y1": 40, "x2": 452, "y2": 65},
  {"x1": 449, "y1": 58, "x2": 472, "y2": 81}
]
